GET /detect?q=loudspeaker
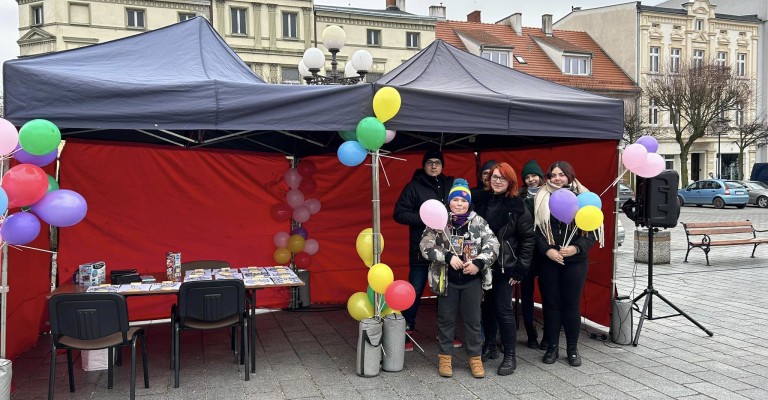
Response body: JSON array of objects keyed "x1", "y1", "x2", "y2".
[{"x1": 635, "y1": 170, "x2": 680, "y2": 228}]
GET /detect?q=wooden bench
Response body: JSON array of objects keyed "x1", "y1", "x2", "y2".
[{"x1": 682, "y1": 221, "x2": 768, "y2": 266}]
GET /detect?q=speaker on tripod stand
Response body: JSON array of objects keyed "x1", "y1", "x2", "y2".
[{"x1": 622, "y1": 170, "x2": 713, "y2": 346}]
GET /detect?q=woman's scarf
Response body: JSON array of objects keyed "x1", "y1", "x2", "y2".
[
  {"x1": 451, "y1": 211, "x2": 470, "y2": 227},
  {"x1": 533, "y1": 179, "x2": 604, "y2": 248}
]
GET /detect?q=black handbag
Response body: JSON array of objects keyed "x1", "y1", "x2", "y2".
[{"x1": 110, "y1": 269, "x2": 141, "y2": 284}]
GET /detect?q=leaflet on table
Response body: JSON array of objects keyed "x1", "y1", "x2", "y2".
[
  {"x1": 243, "y1": 276, "x2": 275, "y2": 286},
  {"x1": 86, "y1": 285, "x2": 120, "y2": 293},
  {"x1": 214, "y1": 272, "x2": 244, "y2": 280},
  {"x1": 184, "y1": 274, "x2": 213, "y2": 282},
  {"x1": 184, "y1": 269, "x2": 212, "y2": 277},
  {"x1": 264, "y1": 267, "x2": 297, "y2": 277},
  {"x1": 270, "y1": 276, "x2": 303, "y2": 285},
  {"x1": 118, "y1": 283, "x2": 154, "y2": 292},
  {"x1": 149, "y1": 282, "x2": 182, "y2": 291},
  {"x1": 239, "y1": 267, "x2": 271, "y2": 277}
]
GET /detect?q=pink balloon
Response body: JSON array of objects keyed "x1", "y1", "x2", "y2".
[
  {"x1": 304, "y1": 239, "x2": 319, "y2": 255},
  {"x1": 622, "y1": 143, "x2": 648, "y2": 171},
  {"x1": 293, "y1": 205, "x2": 311, "y2": 223},
  {"x1": 384, "y1": 129, "x2": 397, "y2": 144},
  {"x1": 286, "y1": 189, "x2": 305, "y2": 209},
  {"x1": 284, "y1": 168, "x2": 302, "y2": 189},
  {"x1": 385, "y1": 280, "x2": 416, "y2": 311},
  {"x1": 0, "y1": 118, "x2": 19, "y2": 156},
  {"x1": 273, "y1": 231, "x2": 290, "y2": 248},
  {"x1": 635, "y1": 153, "x2": 665, "y2": 178},
  {"x1": 304, "y1": 198, "x2": 321, "y2": 215},
  {"x1": 419, "y1": 199, "x2": 448, "y2": 230}
]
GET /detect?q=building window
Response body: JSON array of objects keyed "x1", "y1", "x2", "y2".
[
  {"x1": 367, "y1": 29, "x2": 380, "y2": 46},
  {"x1": 406, "y1": 32, "x2": 419, "y2": 48},
  {"x1": 482, "y1": 51, "x2": 509, "y2": 67},
  {"x1": 737, "y1": 53, "x2": 746, "y2": 77},
  {"x1": 648, "y1": 99, "x2": 658, "y2": 126},
  {"x1": 670, "y1": 48, "x2": 680, "y2": 73},
  {"x1": 649, "y1": 46, "x2": 659, "y2": 73},
  {"x1": 231, "y1": 8, "x2": 247, "y2": 35},
  {"x1": 664, "y1": 155, "x2": 674, "y2": 170},
  {"x1": 695, "y1": 19, "x2": 703, "y2": 30},
  {"x1": 693, "y1": 49, "x2": 705, "y2": 68},
  {"x1": 669, "y1": 109, "x2": 679, "y2": 125},
  {"x1": 127, "y1": 9, "x2": 145, "y2": 29},
  {"x1": 735, "y1": 103, "x2": 744, "y2": 126},
  {"x1": 282, "y1": 67, "x2": 300, "y2": 84},
  {"x1": 179, "y1": 13, "x2": 196, "y2": 22},
  {"x1": 717, "y1": 51, "x2": 727, "y2": 68},
  {"x1": 282, "y1": 12, "x2": 297, "y2": 39},
  {"x1": 563, "y1": 56, "x2": 590, "y2": 75},
  {"x1": 31, "y1": 4, "x2": 43, "y2": 26}
]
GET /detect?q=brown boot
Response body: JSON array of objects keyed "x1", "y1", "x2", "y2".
[
  {"x1": 468, "y1": 355, "x2": 485, "y2": 378},
  {"x1": 438, "y1": 354, "x2": 452, "y2": 377}
]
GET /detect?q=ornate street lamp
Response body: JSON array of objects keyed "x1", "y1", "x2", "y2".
[
  {"x1": 300, "y1": 25, "x2": 373, "y2": 85},
  {"x1": 715, "y1": 116, "x2": 731, "y2": 179}
]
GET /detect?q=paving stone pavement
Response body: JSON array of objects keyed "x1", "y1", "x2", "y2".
[{"x1": 10, "y1": 206, "x2": 768, "y2": 399}]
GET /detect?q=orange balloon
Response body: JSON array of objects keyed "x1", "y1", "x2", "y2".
[
  {"x1": 287, "y1": 234, "x2": 306, "y2": 253},
  {"x1": 274, "y1": 247, "x2": 291, "y2": 264}
]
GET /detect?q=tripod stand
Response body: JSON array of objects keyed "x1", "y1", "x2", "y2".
[{"x1": 631, "y1": 225, "x2": 713, "y2": 346}]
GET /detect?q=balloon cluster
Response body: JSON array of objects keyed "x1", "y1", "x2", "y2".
[
  {"x1": 549, "y1": 189, "x2": 604, "y2": 233},
  {"x1": 337, "y1": 87, "x2": 401, "y2": 166},
  {"x1": 0, "y1": 118, "x2": 88, "y2": 246},
  {"x1": 622, "y1": 136, "x2": 664, "y2": 178},
  {"x1": 269, "y1": 161, "x2": 321, "y2": 267},
  {"x1": 347, "y1": 262, "x2": 415, "y2": 321}
]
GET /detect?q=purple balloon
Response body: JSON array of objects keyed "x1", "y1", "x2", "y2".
[
  {"x1": 636, "y1": 135, "x2": 659, "y2": 153},
  {"x1": 13, "y1": 145, "x2": 57, "y2": 167},
  {"x1": 29, "y1": 189, "x2": 87, "y2": 227},
  {"x1": 291, "y1": 226, "x2": 308, "y2": 240},
  {"x1": 1, "y1": 212, "x2": 41, "y2": 245},
  {"x1": 549, "y1": 189, "x2": 579, "y2": 224}
]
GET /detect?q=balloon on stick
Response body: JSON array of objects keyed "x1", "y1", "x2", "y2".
[
  {"x1": 0, "y1": 118, "x2": 19, "y2": 156},
  {"x1": 419, "y1": 199, "x2": 448, "y2": 230},
  {"x1": 347, "y1": 292, "x2": 374, "y2": 321},
  {"x1": 337, "y1": 141, "x2": 367, "y2": 167},
  {"x1": 18, "y1": 119, "x2": 61, "y2": 155},
  {"x1": 372, "y1": 87, "x2": 402, "y2": 123},
  {"x1": 367, "y1": 263, "x2": 394, "y2": 294},
  {"x1": 574, "y1": 205, "x2": 604, "y2": 231},
  {"x1": 356, "y1": 228, "x2": 384, "y2": 268},
  {"x1": 1, "y1": 212, "x2": 41, "y2": 245},
  {"x1": 635, "y1": 153, "x2": 666, "y2": 178},
  {"x1": 29, "y1": 189, "x2": 87, "y2": 227},
  {"x1": 273, "y1": 231, "x2": 290, "y2": 248},
  {"x1": 622, "y1": 143, "x2": 648, "y2": 171},
  {"x1": 549, "y1": 189, "x2": 579, "y2": 224},
  {"x1": 1, "y1": 163, "x2": 49, "y2": 208},
  {"x1": 577, "y1": 192, "x2": 602, "y2": 210},
  {"x1": 356, "y1": 117, "x2": 386, "y2": 151},
  {"x1": 636, "y1": 135, "x2": 659, "y2": 153}
]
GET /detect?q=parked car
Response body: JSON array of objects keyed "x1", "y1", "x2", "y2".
[
  {"x1": 677, "y1": 179, "x2": 749, "y2": 209},
  {"x1": 735, "y1": 180, "x2": 768, "y2": 208},
  {"x1": 618, "y1": 183, "x2": 634, "y2": 209}
]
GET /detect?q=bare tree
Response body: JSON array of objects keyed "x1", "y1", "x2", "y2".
[
  {"x1": 644, "y1": 61, "x2": 751, "y2": 186},
  {"x1": 731, "y1": 116, "x2": 768, "y2": 179}
]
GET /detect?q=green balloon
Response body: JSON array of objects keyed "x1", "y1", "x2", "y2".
[
  {"x1": 338, "y1": 130, "x2": 357, "y2": 141},
  {"x1": 47, "y1": 174, "x2": 59, "y2": 193},
  {"x1": 367, "y1": 285, "x2": 387, "y2": 310},
  {"x1": 356, "y1": 117, "x2": 386, "y2": 151},
  {"x1": 19, "y1": 119, "x2": 61, "y2": 155}
]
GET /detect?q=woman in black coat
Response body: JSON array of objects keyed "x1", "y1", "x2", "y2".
[{"x1": 474, "y1": 162, "x2": 534, "y2": 376}]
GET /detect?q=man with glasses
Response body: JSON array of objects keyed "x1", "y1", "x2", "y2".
[
  {"x1": 394, "y1": 150, "x2": 455, "y2": 351},
  {"x1": 472, "y1": 160, "x2": 497, "y2": 199}
]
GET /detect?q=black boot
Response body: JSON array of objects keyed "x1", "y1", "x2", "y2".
[
  {"x1": 497, "y1": 348, "x2": 516, "y2": 376},
  {"x1": 481, "y1": 341, "x2": 499, "y2": 362},
  {"x1": 566, "y1": 345, "x2": 582, "y2": 367},
  {"x1": 524, "y1": 324, "x2": 538, "y2": 349},
  {"x1": 542, "y1": 344, "x2": 558, "y2": 364}
]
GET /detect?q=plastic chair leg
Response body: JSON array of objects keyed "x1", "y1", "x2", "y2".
[
  {"x1": 66, "y1": 349, "x2": 75, "y2": 392},
  {"x1": 48, "y1": 344, "x2": 56, "y2": 400},
  {"x1": 142, "y1": 334, "x2": 149, "y2": 388},
  {"x1": 130, "y1": 337, "x2": 137, "y2": 400},
  {"x1": 107, "y1": 347, "x2": 114, "y2": 389}
]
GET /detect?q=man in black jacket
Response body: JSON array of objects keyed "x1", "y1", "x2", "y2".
[{"x1": 394, "y1": 150, "x2": 453, "y2": 351}]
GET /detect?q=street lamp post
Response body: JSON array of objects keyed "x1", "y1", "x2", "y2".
[
  {"x1": 716, "y1": 117, "x2": 730, "y2": 179},
  {"x1": 299, "y1": 25, "x2": 373, "y2": 85}
]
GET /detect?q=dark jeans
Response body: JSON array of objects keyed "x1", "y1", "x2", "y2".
[
  {"x1": 520, "y1": 270, "x2": 536, "y2": 328},
  {"x1": 402, "y1": 263, "x2": 428, "y2": 331},
  {"x1": 481, "y1": 271, "x2": 517, "y2": 350},
  {"x1": 437, "y1": 278, "x2": 483, "y2": 356},
  {"x1": 538, "y1": 259, "x2": 588, "y2": 347}
]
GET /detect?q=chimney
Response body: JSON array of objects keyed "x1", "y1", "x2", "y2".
[
  {"x1": 572, "y1": 6, "x2": 581, "y2": 11},
  {"x1": 386, "y1": 0, "x2": 397, "y2": 10},
  {"x1": 467, "y1": 10, "x2": 481, "y2": 23},
  {"x1": 542, "y1": 14, "x2": 553, "y2": 36},
  {"x1": 429, "y1": 5, "x2": 446, "y2": 20},
  {"x1": 510, "y1": 13, "x2": 522, "y2": 36},
  {"x1": 396, "y1": 0, "x2": 406, "y2": 11}
]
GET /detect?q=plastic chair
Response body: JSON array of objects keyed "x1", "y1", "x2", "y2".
[
  {"x1": 171, "y1": 280, "x2": 248, "y2": 388},
  {"x1": 48, "y1": 293, "x2": 148, "y2": 400}
]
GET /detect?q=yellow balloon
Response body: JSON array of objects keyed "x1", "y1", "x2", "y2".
[
  {"x1": 347, "y1": 292, "x2": 374, "y2": 321},
  {"x1": 273, "y1": 247, "x2": 291, "y2": 264},
  {"x1": 575, "y1": 205, "x2": 604, "y2": 231},
  {"x1": 368, "y1": 263, "x2": 394, "y2": 294},
  {"x1": 356, "y1": 228, "x2": 384, "y2": 268},
  {"x1": 381, "y1": 307, "x2": 401, "y2": 317},
  {"x1": 287, "y1": 234, "x2": 306, "y2": 253},
  {"x1": 373, "y1": 87, "x2": 402, "y2": 123}
]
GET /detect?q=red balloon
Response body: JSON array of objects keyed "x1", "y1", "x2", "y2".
[
  {"x1": 270, "y1": 203, "x2": 292, "y2": 222},
  {"x1": 297, "y1": 160, "x2": 317, "y2": 177},
  {"x1": 298, "y1": 177, "x2": 317, "y2": 195},
  {"x1": 294, "y1": 252, "x2": 312, "y2": 269},
  {"x1": 1, "y1": 163, "x2": 48, "y2": 208},
  {"x1": 384, "y1": 280, "x2": 416, "y2": 311}
]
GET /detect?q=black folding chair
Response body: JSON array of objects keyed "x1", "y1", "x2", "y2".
[
  {"x1": 171, "y1": 280, "x2": 248, "y2": 388},
  {"x1": 48, "y1": 293, "x2": 148, "y2": 400}
]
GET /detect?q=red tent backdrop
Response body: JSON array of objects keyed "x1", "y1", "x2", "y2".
[{"x1": 4, "y1": 137, "x2": 618, "y2": 362}]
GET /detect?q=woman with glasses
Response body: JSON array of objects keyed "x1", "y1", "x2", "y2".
[
  {"x1": 473, "y1": 162, "x2": 535, "y2": 376},
  {"x1": 533, "y1": 161, "x2": 599, "y2": 367}
]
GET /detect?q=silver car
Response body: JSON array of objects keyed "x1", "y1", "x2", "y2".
[{"x1": 735, "y1": 180, "x2": 768, "y2": 208}]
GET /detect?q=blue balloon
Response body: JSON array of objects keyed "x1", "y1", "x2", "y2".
[
  {"x1": 0, "y1": 187, "x2": 7, "y2": 215},
  {"x1": 337, "y1": 141, "x2": 367, "y2": 167},
  {"x1": 1, "y1": 212, "x2": 41, "y2": 245},
  {"x1": 577, "y1": 192, "x2": 602, "y2": 210}
]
